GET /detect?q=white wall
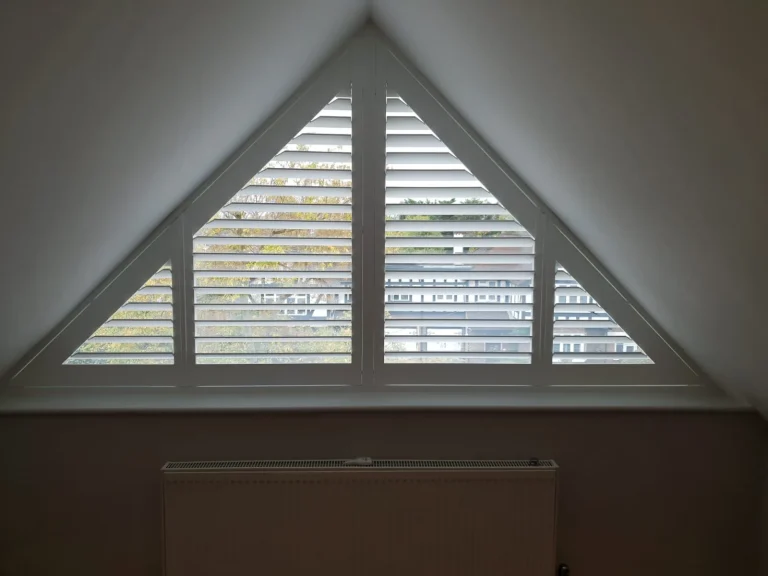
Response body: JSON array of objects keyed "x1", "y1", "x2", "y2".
[{"x1": 0, "y1": 411, "x2": 763, "y2": 575}]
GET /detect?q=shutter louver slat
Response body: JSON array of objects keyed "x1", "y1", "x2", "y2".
[
  {"x1": 386, "y1": 352, "x2": 532, "y2": 360},
  {"x1": 192, "y1": 92, "x2": 354, "y2": 364},
  {"x1": 387, "y1": 152, "x2": 463, "y2": 165},
  {"x1": 201, "y1": 219, "x2": 352, "y2": 231},
  {"x1": 386, "y1": 188, "x2": 493, "y2": 201},
  {"x1": 385, "y1": 271, "x2": 534, "y2": 281},
  {"x1": 386, "y1": 237, "x2": 533, "y2": 248},
  {"x1": 195, "y1": 287, "x2": 351, "y2": 295},
  {"x1": 386, "y1": 303, "x2": 533, "y2": 312},
  {"x1": 552, "y1": 263, "x2": 653, "y2": 364},
  {"x1": 70, "y1": 353, "x2": 174, "y2": 361},
  {"x1": 291, "y1": 134, "x2": 352, "y2": 147},
  {"x1": 195, "y1": 237, "x2": 351, "y2": 247},
  {"x1": 64, "y1": 262, "x2": 174, "y2": 365},
  {"x1": 273, "y1": 151, "x2": 351, "y2": 163},
  {"x1": 104, "y1": 320, "x2": 175, "y2": 328},
  {"x1": 386, "y1": 319, "x2": 531, "y2": 327},
  {"x1": 196, "y1": 354, "x2": 349, "y2": 364},
  {"x1": 386, "y1": 221, "x2": 527, "y2": 232},
  {"x1": 305, "y1": 117, "x2": 351, "y2": 130},
  {"x1": 255, "y1": 168, "x2": 352, "y2": 180},
  {"x1": 218, "y1": 203, "x2": 352, "y2": 214},
  {"x1": 385, "y1": 287, "x2": 534, "y2": 296},
  {"x1": 385, "y1": 204, "x2": 510, "y2": 216},
  {"x1": 194, "y1": 254, "x2": 350, "y2": 263},
  {"x1": 197, "y1": 320, "x2": 347, "y2": 327},
  {"x1": 196, "y1": 304, "x2": 351, "y2": 311},
  {"x1": 384, "y1": 94, "x2": 535, "y2": 364},
  {"x1": 234, "y1": 185, "x2": 352, "y2": 199},
  {"x1": 194, "y1": 270, "x2": 349, "y2": 279},
  {"x1": 385, "y1": 134, "x2": 446, "y2": 148},
  {"x1": 387, "y1": 254, "x2": 534, "y2": 264}
]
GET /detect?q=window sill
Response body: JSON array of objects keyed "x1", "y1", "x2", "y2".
[{"x1": 0, "y1": 385, "x2": 749, "y2": 414}]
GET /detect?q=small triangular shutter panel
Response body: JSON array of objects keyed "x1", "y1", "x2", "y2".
[
  {"x1": 192, "y1": 91, "x2": 353, "y2": 364},
  {"x1": 64, "y1": 263, "x2": 174, "y2": 364},
  {"x1": 384, "y1": 93, "x2": 535, "y2": 364},
  {"x1": 553, "y1": 263, "x2": 652, "y2": 364}
]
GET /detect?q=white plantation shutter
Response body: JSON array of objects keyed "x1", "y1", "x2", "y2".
[
  {"x1": 192, "y1": 91, "x2": 353, "y2": 365},
  {"x1": 553, "y1": 263, "x2": 652, "y2": 364},
  {"x1": 65, "y1": 263, "x2": 174, "y2": 365},
  {"x1": 24, "y1": 38, "x2": 705, "y2": 399},
  {"x1": 384, "y1": 93, "x2": 535, "y2": 364}
]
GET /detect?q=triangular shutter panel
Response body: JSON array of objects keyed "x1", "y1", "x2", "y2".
[
  {"x1": 553, "y1": 263, "x2": 652, "y2": 364},
  {"x1": 64, "y1": 262, "x2": 174, "y2": 364},
  {"x1": 384, "y1": 93, "x2": 535, "y2": 364},
  {"x1": 192, "y1": 91, "x2": 353, "y2": 364}
]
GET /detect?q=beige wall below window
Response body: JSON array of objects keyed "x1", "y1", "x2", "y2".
[{"x1": 0, "y1": 412, "x2": 764, "y2": 576}]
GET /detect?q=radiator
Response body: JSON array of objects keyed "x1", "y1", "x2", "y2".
[{"x1": 162, "y1": 459, "x2": 558, "y2": 576}]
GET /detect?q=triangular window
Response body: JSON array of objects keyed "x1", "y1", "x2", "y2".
[
  {"x1": 14, "y1": 32, "x2": 706, "y2": 396},
  {"x1": 64, "y1": 263, "x2": 173, "y2": 365}
]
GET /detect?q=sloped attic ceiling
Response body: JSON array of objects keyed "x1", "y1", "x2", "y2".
[{"x1": 0, "y1": 1, "x2": 766, "y2": 412}]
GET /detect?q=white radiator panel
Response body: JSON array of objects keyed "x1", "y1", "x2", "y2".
[{"x1": 163, "y1": 461, "x2": 558, "y2": 576}]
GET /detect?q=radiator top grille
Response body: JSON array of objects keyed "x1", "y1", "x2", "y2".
[{"x1": 163, "y1": 458, "x2": 556, "y2": 471}]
